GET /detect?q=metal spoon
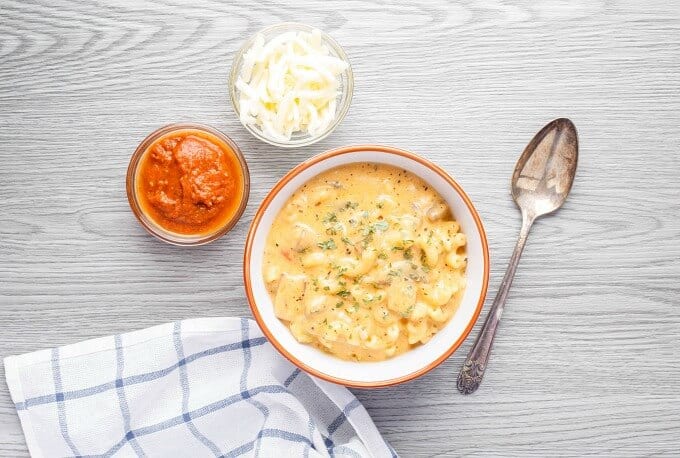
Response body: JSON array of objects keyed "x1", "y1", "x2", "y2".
[{"x1": 457, "y1": 118, "x2": 579, "y2": 394}]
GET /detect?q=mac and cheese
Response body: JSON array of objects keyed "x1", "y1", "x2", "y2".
[{"x1": 263, "y1": 163, "x2": 467, "y2": 361}]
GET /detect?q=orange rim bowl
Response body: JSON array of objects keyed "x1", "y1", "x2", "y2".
[{"x1": 243, "y1": 145, "x2": 490, "y2": 388}]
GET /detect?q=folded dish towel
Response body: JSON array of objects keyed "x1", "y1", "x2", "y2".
[{"x1": 4, "y1": 317, "x2": 396, "y2": 457}]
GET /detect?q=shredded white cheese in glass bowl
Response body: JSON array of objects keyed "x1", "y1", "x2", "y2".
[{"x1": 230, "y1": 23, "x2": 353, "y2": 147}]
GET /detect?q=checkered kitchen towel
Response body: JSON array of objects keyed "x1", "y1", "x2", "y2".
[{"x1": 4, "y1": 317, "x2": 396, "y2": 457}]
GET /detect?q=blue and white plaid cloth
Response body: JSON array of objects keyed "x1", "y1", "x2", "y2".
[{"x1": 4, "y1": 317, "x2": 396, "y2": 458}]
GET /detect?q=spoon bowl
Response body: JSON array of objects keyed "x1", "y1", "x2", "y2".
[{"x1": 512, "y1": 118, "x2": 578, "y2": 219}]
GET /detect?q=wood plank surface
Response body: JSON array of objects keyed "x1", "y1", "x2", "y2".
[{"x1": 1, "y1": 0, "x2": 679, "y2": 456}]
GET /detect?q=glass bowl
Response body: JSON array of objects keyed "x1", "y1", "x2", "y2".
[
  {"x1": 126, "y1": 123, "x2": 250, "y2": 246},
  {"x1": 229, "y1": 23, "x2": 354, "y2": 148}
]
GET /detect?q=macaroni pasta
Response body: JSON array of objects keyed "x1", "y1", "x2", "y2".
[{"x1": 263, "y1": 163, "x2": 467, "y2": 361}]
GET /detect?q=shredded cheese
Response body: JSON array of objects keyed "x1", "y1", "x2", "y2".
[{"x1": 236, "y1": 29, "x2": 349, "y2": 142}]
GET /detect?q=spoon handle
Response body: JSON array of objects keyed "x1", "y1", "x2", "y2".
[{"x1": 457, "y1": 212, "x2": 535, "y2": 394}]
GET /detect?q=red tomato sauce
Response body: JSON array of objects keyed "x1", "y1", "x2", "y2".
[{"x1": 136, "y1": 130, "x2": 244, "y2": 235}]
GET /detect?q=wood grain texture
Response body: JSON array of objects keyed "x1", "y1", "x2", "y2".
[{"x1": 1, "y1": 0, "x2": 679, "y2": 456}]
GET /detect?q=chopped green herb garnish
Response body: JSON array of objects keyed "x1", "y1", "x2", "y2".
[
  {"x1": 317, "y1": 239, "x2": 337, "y2": 250},
  {"x1": 322, "y1": 212, "x2": 337, "y2": 223},
  {"x1": 336, "y1": 267, "x2": 348, "y2": 277},
  {"x1": 345, "y1": 304, "x2": 359, "y2": 313},
  {"x1": 337, "y1": 290, "x2": 351, "y2": 298},
  {"x1": 403, "y1": 247, "x2": 413, "y2": 260},
  {"x1": 359, "y1": 225, "x2": 376, "y2": 248},
  {"x1": 401, "y1": 305, "x2": 414, "y2": 318}
]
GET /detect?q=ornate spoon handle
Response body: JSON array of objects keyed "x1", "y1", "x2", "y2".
[{"x1": 457, "y1": 212, "x2": 535, "y2": 394}]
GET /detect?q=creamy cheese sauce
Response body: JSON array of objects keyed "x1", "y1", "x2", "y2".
[{"x1": 263, "y1": 163, "x2": 467, "y2": 361}]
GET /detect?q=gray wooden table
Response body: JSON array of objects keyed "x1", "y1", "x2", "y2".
[{"x1": 2, "y1": 0, "x2": 679, "y2": 456}]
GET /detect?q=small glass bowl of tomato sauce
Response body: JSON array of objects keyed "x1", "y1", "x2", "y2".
[{"x1": 126, "y1": 123, "x2": 250, "y2": 246}]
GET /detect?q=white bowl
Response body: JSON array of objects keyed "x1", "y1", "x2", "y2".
[{"x1": 244, "y1": 145, "x2": 490, "y2": 388}]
